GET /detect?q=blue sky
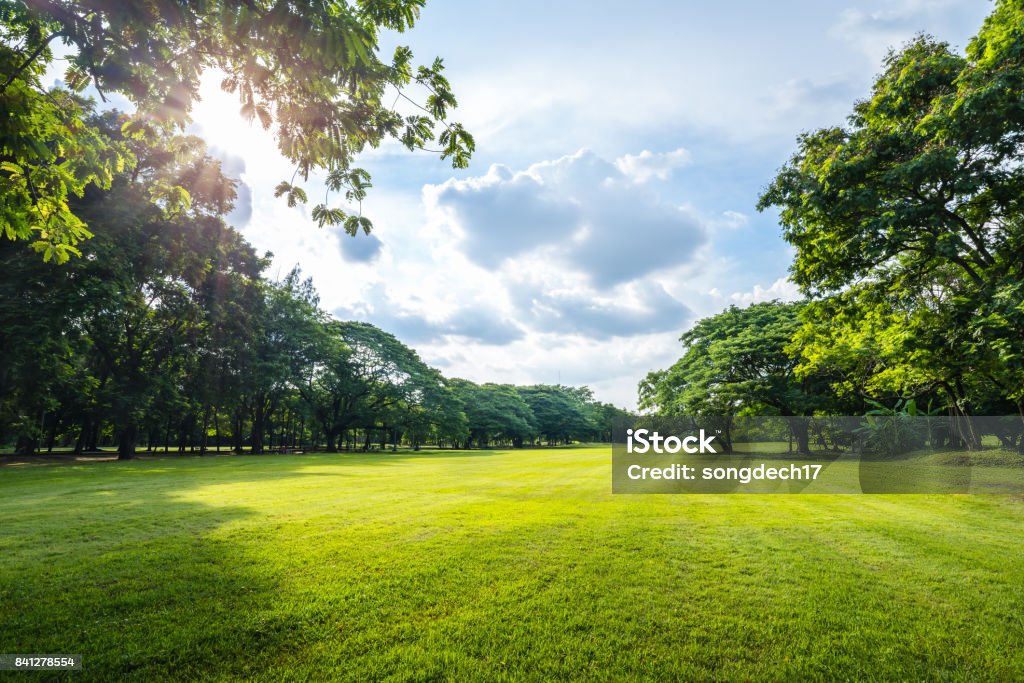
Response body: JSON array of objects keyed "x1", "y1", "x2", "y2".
[{"x1": 178, "y1": 0, "x2": 993, "y2": 408}]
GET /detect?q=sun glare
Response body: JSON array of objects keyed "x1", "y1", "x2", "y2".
[{"x1": 189, "y1": 70, "x2": 284, "y2": 180}]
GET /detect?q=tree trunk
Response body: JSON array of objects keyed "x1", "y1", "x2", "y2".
[
  {"x1": 117, "y1": 424, "x2": 137, "y2": 460},
  {"x1": 14, "y1": 434, "x2": 38, "y2": 456},
  {"x1": 214, "y1": 409, "x2": 221, "y2": 453},
  {"x1": 715, "y1": 419, "x2": 734, "y2": 454},
  {"x1": 86, "y1": 420, "x2": 100, "y2": 452},
  {"x1": 233, "y1": 411, "x2": 245, "y2": 453},
  {"x1": 73, "y1": 420, "x2": 86, "y2": 455},
  {"x1": 251, "y1": 400, "x2": 266, "y2": 454},
  {"x1": 200, "y1": 408, "x2": 210, "y2": 455},
  {"x1": 785, "y1": 416, "x2": 810, "y2": 454},
  {"x1": 45, "y1": 413, "x2": 59, "y2": 453}
]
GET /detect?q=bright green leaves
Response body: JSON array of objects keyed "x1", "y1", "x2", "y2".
[
  {"x1": 310, "y1": 204, "x2": 344, "y2": 228},
  {"x1": 0, "y1": 65, "x2": 130, "y2": 263},
  {"x1": 400, "y1": 114, "x2": 435, "y2": 151},
  {"x1": 315, "y1": 166, "x2": 374, "y2": 230},
  {"x1": 640, "y1": 301, "x2": 832, "y2": 418},
  {"x1": 390, "y1": 45, "x2": 414, "y2": 84},
  {"x1": 274, "y1": 181, "x2": 308, "y2": 208},
  {"x1": 342, "y1": 214, "x2": 372, "y2": 236},
  {"x1": 308, "y1": 204, "x2": 371, "y2": 234},
  {"x1": 760, "y1": 26, "x2": 1024, "y2": 296},
  {"x1": 326, "y1": 167, "x2": 372, "y2": 202},
  {"x1": 62, "y1": 63, "x2": 90, "y2": 92},
  {"x1": 440, "y1": 123, "x2": 475, "y2": 169},
  {"x1": 3, "y1": 0, "x2": 473, "y2": 260},
  {"x1": 151, "y1": 180, "x2": 193, "y2": 216},
  {"x1": 759, "y1": 1, "x2": 1024, "y2": 412},
  {"x1": 418, "y1": 58, "x2": 456, "y2": 118},
  {"x1": 355, "y1": 0, "x2": 425, "y2": 32},
  {"x1": 791, "y1": 287, "x2": 936, "y2": 402}
]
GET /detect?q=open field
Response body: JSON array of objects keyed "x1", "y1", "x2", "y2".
[{"x1": 2, "y1": 446, "x2": 1023, "y2": 681}]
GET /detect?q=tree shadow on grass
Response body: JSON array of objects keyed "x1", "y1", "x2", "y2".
[
  {"x1": 0, "y1": 466, "x2": 345, "y2": 681},
  {"x1": 0, "y1": 446, "x2": 519, "y2": 680}
]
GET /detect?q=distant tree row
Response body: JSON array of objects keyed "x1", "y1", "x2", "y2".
[
  {"x1": 642, "y1": 2, "x2": 1024, "y2": 452},
  {"x1": 0, "y1": 111, "x2": 626, "y2": 458}
]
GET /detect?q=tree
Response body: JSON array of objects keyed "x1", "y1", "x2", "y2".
[
  {"x1": 298, "y1": 320, "x2": 453, "y2": 451},
  {"x1": 450, "y1": 380, "x2": 536, "y2": 448},
  {"x1": 241, "y1": 270, "x2": 326, "y2": 455},
  {"x1": 2, "y1": 0, "x2": 473, "y2": 259},
  {"x1": 0, "y1": 236, "x2": 88, "y2": 452},
  {"x1": 516, "y1": 385, "x2": 593, "y2": 445},
  {"x1": 757, "y1": 3, "x2": 1024, "y2": 419},
  {"x1": 639, "y1": 301, "x2": 833, "y2": 452},
  {"x1": 589, "y1": 402, "x2": 633, "y2": 443},
  {"x1": 0, "y1": 109, "x2": 268, "y2": 458}
]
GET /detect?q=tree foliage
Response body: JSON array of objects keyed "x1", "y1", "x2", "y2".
[
  {"x1": 756, "y1": 1, "x2": 1024, "y2": 419},
  {"x1": 449, "y1": 380, "x2": 537, "y2": 448},
  {"x1": 639, "y1": 302, "x2": 831, "y2": 417},
  {"x1": 1, "y1": 0, "x2": 473, "y2": 259},
  {"x1": 639, "y1": 301, "x2": 838, "y2": 452}
]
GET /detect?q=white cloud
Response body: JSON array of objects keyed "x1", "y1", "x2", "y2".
[
  {"x1": 762, "y1": 76, "x2": 859, "y2": 119},
  {"x1": 506, "y1": 277, "x2": 692, "y2": 340},
  {"x1": 723, "y1": 277, "x2": 802, "y2": 306},
  {"x1": 831, "y1": 0, "x2": 976, "y2": 66},
  {"x1": 333, "y1": 282, "x2": 524, "y2": 346},
  {"x1": 716, "y1": 210, "x2": 749, "y2": 230},
  {"x1": 614, "y1": 148, "x2": 692, "y2": 183},
  {"x1": 426, "y1": 148, "x2": 709, "y2": 288},
  {"x1": 415, "y1": 330, "x2": 686, "y2": 411}
]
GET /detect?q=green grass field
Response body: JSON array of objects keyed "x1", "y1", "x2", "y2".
[{"x1": 2, "y1": 446, "x2": 1023, "y2": 681}]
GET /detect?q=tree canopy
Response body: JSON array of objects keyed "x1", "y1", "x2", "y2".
[
  {"x1": 753, "y1": 1, "x2": 1024, "y2": 422},
  {"x1": 639, "y1": 301, "x2": 839, "y2": 452},
  {"x1": 1, "y1": 0, "x2": 473, "y2": 260}
]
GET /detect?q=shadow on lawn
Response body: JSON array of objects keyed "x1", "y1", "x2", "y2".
[
  {"x1": 0, "y1": 445, "x2": 530, "y2": 680},
  {"x1": 0, "y1": 462, "x2": 365, "y2": 681},
  {"x1": 0, "y1": 446, "x2": 597, "y2": 680}
]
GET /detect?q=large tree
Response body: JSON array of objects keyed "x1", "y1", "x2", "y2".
[
  {"x1": 298, "y1": 320, "x2": 454, "y2": 451},
  {"x1": 639, "y1": 301, "x2": 834, "y2": 452},
  {"x1": 1, "y1": 0, "x2": 473, "y2": 260},
  {"x1": 516, "y1": 385, "x2": 594, "y2": 445},
  {"x1": 757, "y1": 2, "x2": 1024, "y2": 418},
  {"x1": 450, "y1": 380, "x2": 537, "y2": 449},
  {"x1": 0, "y1": 111, "x2": 264, "y2": 458},
  {"x1": 240, "y1": 269, "x2": 327, "y2": 455}
]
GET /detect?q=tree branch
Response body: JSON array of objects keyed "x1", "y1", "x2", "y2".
[{"x1": 0, "y1": 30, "x2": 63, "y2": 95}]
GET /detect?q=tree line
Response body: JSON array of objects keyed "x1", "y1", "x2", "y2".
[
  {"x1": 0, "y1": 1, "x2": 624, "y2": 459},
  {"x1": 0, "y1": 111, "x2": 627, "y2": 458},
  {"x1": 642, "y1": 2, "x2": 1024, "y2": 452}
]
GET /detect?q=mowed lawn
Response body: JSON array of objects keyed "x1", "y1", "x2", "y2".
[{"x1": 1, "y1": 447, "x2": 1022, "y2": 682}]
